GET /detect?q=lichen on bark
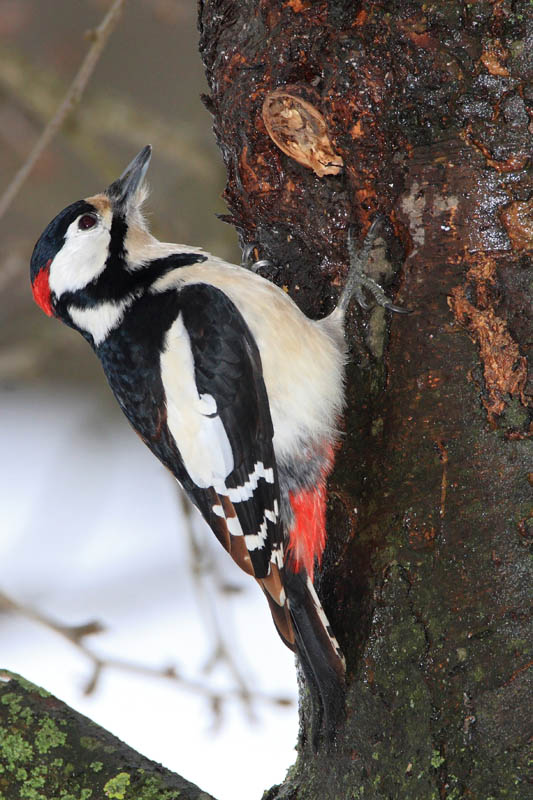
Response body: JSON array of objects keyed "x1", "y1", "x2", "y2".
[{"x1": 0, "y1": 672, "x2": 215, "y2": 800}]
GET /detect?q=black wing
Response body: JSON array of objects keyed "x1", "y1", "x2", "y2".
[{"x1": 165, "y1": 281, "x2": 283, "y2": 580}]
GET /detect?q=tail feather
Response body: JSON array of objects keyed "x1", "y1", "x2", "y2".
[
  {"x1": 263, "y1": 564, "x2": 346, "y2": 747},
  {"x1": 260, "y1": 573, "x2": 295, "y2": 650}
]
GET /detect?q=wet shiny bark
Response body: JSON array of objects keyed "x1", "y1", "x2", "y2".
[{"x1": 198, "y1": 2, "x2": 532, "y2": 797}]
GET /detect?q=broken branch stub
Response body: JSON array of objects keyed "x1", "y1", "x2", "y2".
[{"x1": 262, "y1": 89, "x2": 343, "y2": 178}]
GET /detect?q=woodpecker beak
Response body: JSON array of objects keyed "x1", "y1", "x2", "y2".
[{"x1": 107, "y1": 145, "x2": 152, "y2": 209}]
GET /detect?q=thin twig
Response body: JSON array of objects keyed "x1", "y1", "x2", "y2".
[
  {"x1": 179, "y1": 493, "x2": 260, "y2": 721},
  {"x1": 0, "y1": 0, "x2": 127, "y2": 221},
  {"x1": 0, "y1": 588, "x2": 292, "y2": 720},
  {"x1": 0, "y1": 48, "x2": 213, "y2": 182}
]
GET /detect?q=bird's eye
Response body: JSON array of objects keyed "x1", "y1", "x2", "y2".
[{"x1": 78, "y1": 213, "x2": 98, "y2": 230}]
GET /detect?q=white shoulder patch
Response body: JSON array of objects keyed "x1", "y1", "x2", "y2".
[{"x1": 161, "y1": 313, "x2": 234, "y2": 488}]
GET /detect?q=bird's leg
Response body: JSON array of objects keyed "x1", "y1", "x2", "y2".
[{"x1": 343, "y1": 216, "x2": 410, "y2": 314}]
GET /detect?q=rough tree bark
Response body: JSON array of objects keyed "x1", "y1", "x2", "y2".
[
  {"x1": 2, "y1": 2, "x2": 531, "y2": 799},
  {"x1": 197, "y1": 1, "x2": 532, "y2": 798}
]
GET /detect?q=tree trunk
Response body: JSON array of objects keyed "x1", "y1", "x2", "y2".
[{"x1": 198, "y1": 1, "x2": 532, "y2": 798}]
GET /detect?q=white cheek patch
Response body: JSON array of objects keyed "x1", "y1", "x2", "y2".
[
  {"x1": 161, "y1": 313, "x2": 234, "y2": 489},
  {"x1": 49, "y1": 217, "x2": 111, "y2": 296}
]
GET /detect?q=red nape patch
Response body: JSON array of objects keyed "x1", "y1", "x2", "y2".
[
  {"x1": 32, "y1": 260, "x2": 53, "y2": 316},
  {"x1": 287, "y1": 483, "x2": 327, "y2": 580}
]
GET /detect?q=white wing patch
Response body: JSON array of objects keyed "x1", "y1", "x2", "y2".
[
  {"x1": 161, "y1": 313, "x2": 234, "y2": 489},
  {"x1": 226, "y1": 515, "x2": 244, "y2": 536},
  {"x1": 244, "y1": 518, "x2": 269, "y2": 551},
  {"x1": 162, "y1": 313, "x2": 279, "y2": 552},
  {"x1": 270, "y1": 543, "x2": 284, "y2": 569}
]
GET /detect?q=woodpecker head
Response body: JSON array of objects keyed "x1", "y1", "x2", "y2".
[{"x1": 30, "y1": 145, "x2": 154, "y2": 338}]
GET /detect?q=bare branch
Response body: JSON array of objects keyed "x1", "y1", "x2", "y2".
[
  {"x1": 0, "y1": 587, "x2": 292, "y2": 723},
  {"x1": 179, "y1": 492, "x2": 274, "y2": 723},
  {"x1": 0, "y1": 49, "x2": 213, "y2": 182},
  {"x1": 0, "y1": 0, "x2": 127, "y2": 221}
]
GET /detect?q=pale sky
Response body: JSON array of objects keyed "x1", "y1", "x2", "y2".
[{"x1": 1, "y1": 385, "x2": 298, "y2": 800}]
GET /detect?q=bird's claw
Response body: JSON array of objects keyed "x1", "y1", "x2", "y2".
[
  {"x1": 241, "y1": 242, "x2": 272, "y2": 273},
  {"x1": 347, "y1": 219, "x2": 410, "y2": 315}
]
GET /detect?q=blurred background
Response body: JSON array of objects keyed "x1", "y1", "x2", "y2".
[{"x1": 0, "y1": 2, "x2": 297, "y2": 798}]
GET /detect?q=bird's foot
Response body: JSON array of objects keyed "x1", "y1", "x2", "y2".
[
  {"x1": 346, "y1": 217, "x2": 410, "y2": 314},
  {"x1": 241, "y1": 242, "x2": 272, "y2": 273}
]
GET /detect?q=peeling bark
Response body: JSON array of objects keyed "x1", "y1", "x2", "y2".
[{"x1": 198, "y1": 1, "x2": 532, "y2": 797}]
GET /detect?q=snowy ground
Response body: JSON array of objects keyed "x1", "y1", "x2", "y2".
[{"x1": 1, "y1": 384, "x2": 298, "y2": 800}]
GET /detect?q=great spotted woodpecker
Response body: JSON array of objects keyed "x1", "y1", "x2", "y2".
[{"x1": 30, "y1": 146, "x2": 403, "y2": 743}]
